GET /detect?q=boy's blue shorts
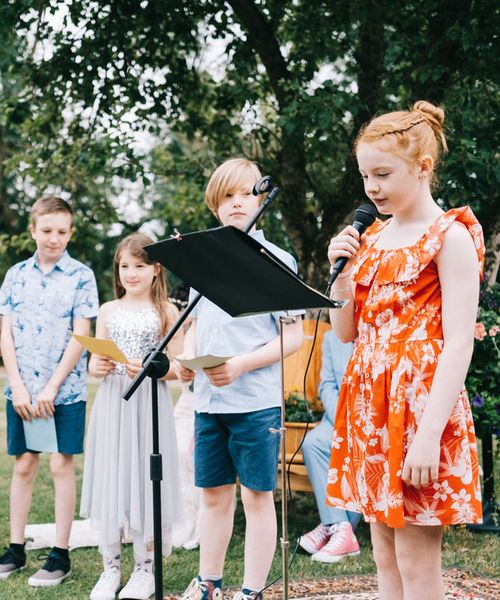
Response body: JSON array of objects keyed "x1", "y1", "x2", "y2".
[
  {"x1": 194, "y1": 407, "x2": 281, "y2": 491},
  {"x1": 6, "y1": 400, "x2": 86, "y2": 456}
]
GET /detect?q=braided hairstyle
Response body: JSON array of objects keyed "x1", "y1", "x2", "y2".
[{"x1": 355, "y1": 101, "x2": 448, "y2": 187}]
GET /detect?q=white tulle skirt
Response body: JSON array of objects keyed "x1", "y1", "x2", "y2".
[
  {"x1": 171, "y1": 385, "x2": 201, "y2": 550},
  {"x1": 80, "y1": 374, "x2": 183, "y2": 555}
]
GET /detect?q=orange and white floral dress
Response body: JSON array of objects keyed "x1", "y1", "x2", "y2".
[{"x1": 326, "y1": 207, "x2": 484, "y2": 528}]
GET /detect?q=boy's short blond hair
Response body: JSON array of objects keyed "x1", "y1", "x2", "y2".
[
  {"x1": 205, "y1": 158, "x2": 262, "y2": 215},
  {"x1": 31, "y1": 196, "x2": 73, "y2": 226}
]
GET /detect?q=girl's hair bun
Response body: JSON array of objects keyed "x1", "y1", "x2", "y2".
[{"x1": 413, "y1": 100, "x2": 445, "y2": 128}]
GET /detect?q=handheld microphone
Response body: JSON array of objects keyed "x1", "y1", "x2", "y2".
[{"x1": 327, "y1": 203, "x2": 378, "y2": 288}]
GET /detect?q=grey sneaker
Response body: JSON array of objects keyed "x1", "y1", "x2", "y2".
[
  {"x1": 0, "y1": 546, "x2": 26, "y2": 579},
  {"x1": 28, "y1": 549, "x2": 71, "y2": 587}
]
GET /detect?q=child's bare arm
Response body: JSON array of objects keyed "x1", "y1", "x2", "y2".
[
  {"x1": 0, "y1": 315, "x2": 33, "y2": 420},
  {"x1": 327, "y1": 226, "x2": 360, "y2": 343},
  {"x1": 172, "y1": 318, "x2": 197, "y2": 383},
  {"x1": 88, "y1": 303, "x2": 116, "y2": 379},
  {"x1": 163, "y1": 303, "x2": 185, "y2": 381},
  {"x1": 34, "y1": 317, "x2": 92, "y2": 418},
  {"x1": 203, "y1": 317, "x2": 303, "y2": 387},
  {"x1": 402, "y1": 223, "x2": 480, "y2": 488}
]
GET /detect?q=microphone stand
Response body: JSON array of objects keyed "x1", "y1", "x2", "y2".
[
  {"x1": 278, "y1": 313, "x2": 296, "y2": 600},
  {"x1": 122, "y1": 177, "x2": 279, "y2": 600}
]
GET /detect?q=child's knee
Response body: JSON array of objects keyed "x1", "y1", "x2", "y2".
[
  {"x1": 14, "y1": 452, "x2": 39, "y2": 478},
  {"x1": 394, "y1": 549, "x2": 416, "y2": 580},
  {"x1": 373, "y1": 542, "x2": 398, "y2": 573},
  {"x1": 371, "y1": 526, "x2": 397, "y2": 573},
  {"x1": 241, "y1": 487, "x2": 274, "y2": 512},
  {"x1": 395, "y1": 528, "x2": 442, "y2": 580},
  {"x1": 49, "y1": 453, "x2": 74, "y2": 478},
  {"x1": 203, "y1": 484, "x2": 235, "y2": 511}
]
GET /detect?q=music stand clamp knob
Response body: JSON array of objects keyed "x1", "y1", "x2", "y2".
[{"x1": 142, "y1": 352, "x2": 170, "y2": 379}]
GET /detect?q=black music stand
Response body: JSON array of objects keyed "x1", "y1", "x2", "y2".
[
  {"x1": 146, "y1": 225, "x2": 343, "y2": 316},
  {"x1": 143, "y1": 225, "x2": 344, "y2": 600}
]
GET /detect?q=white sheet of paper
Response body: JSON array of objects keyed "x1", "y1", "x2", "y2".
[{"x1": 176, "y1": 355, "x2": 231, "y2": 370}]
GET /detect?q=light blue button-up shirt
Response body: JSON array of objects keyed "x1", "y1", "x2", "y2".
[
  {"x1": 0, "y1": 251, "x2": 99, "y2": 405},
  {"x1": 189, "y1": 230, "x2": 304, "y2": 414}
]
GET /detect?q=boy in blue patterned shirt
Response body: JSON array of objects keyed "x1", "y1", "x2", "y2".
[{"x1": 0, "y1": 196, "x2": 99, "y2": 588}]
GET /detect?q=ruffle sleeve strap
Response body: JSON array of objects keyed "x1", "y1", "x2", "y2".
[{"x1": 354, "y1": 207, "x2": 485, "y2": 286}]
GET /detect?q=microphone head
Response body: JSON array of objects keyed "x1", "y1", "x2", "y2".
[
  {"x1": 354, "y1": 203, "x2": 378, "y2": 229},
  {"x1": 253, "y1": 176, "x2": 273, "y2": 196}
]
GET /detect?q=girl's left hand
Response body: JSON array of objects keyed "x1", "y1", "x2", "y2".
[
  {"x1": 402, "y1": 433, "x2": 441, "y2": 489},
  {"x1": 125, "y1": 358, "x2": 143, "y2": 380},
  {"x1": 33, "y1": 383, "x2": 58, "y2": 419},
  {"x1": 203, "y1": 356, "x2": 244, "y2": 387}
]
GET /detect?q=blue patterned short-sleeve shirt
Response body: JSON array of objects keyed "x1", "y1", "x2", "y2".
[{"x1": 0, "y1": 251, "x2": 99, "y2": 405}]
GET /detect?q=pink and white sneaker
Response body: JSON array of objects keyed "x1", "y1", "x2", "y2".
[
  {"x1": 312, "y1": 522, "x2": 360, "y2": 563},
  {"x1": 298, "y1": 523, "x2": 331, "y2": 554}
]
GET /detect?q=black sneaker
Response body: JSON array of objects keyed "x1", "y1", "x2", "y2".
[
  {"x1": 28, "y1": 549, "x2": 71, "y2": 587},
  {"x1": 0, "y1": 546, "x2": 26, "y2": 580}
]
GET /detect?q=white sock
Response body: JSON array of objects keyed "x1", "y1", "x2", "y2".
[
  {"x1": 102, "y1": 542, "x2": 121, "y2": 573},
  {"x1": 133, "y1": 538, "x2": 153, "y2": 573}
]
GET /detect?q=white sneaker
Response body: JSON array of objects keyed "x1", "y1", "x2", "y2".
[
  {"x1": 118, "y1": 569, "x2": 155, "y2": 599},
  {"x1": 90, "y1": 569, "x2": 121, "y2": 600}
]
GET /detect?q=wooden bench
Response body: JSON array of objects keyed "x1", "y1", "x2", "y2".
[{"x1": 277, "y1": 421, "x2": 318, "y2": 493}]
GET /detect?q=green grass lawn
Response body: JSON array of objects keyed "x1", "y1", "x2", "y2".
[{"x1": 0, "y1": 380, "x2": 498, "y2": 599}]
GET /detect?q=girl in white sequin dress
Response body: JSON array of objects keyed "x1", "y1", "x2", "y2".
[{"x1": 80, "y1": 233, "x2": 183, "y2": 600}]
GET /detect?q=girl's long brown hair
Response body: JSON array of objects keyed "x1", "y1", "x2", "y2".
[{"x1": 113, "y1": 233, "x2": 173, "y2": 336}]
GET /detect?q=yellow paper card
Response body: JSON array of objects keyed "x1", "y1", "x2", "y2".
[{"x1": 73, "y1": 334, "x2": 128, "y2": 364}]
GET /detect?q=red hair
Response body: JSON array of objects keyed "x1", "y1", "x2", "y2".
[{"x1": 355, "y1": 100, "x2": 448, "y2": 186}]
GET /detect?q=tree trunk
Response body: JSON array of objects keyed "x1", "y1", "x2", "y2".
[{"x1": 317, "y1": 7, "x2": 385, "y2": 286}]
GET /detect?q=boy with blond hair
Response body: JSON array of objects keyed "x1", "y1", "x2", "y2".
[
  {"x1": 175, "y1": 158, "x2": 304, "y2": 600},
  {"x1": 0, "y1": 196, "x2": 98, "y2": 588}
]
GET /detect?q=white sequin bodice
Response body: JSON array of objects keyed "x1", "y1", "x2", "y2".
[{"x1": 106, "y1": 307, "x2": 162, "y2": 375}]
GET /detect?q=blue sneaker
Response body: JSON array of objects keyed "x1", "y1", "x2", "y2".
[{"x1": 181, "y1": 578, "x2": 222, "y2": 600}]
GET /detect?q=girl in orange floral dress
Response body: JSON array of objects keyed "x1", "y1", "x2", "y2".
[{"x1": 326, "y1": 100, "x2": 484, "y2": 600}]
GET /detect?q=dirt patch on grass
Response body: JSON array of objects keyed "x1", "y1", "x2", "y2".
[{"x1": 165, "y1": 569, "x2": 499, "y2": 599}]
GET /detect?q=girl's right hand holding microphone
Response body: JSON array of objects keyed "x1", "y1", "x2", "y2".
[{"x1": 327, "y1": 225, "x2": 361, "y2": 270}]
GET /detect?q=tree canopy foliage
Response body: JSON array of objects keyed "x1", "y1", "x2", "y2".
[{"x1": 1, "y1": 0, "x2": 498, "y2": 293}]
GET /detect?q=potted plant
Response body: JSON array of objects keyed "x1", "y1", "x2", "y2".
[
  {"x1": 466, "y1": 280, "x2": 500, "y2": 532},
  {"x1": 277, "y1": 393, "x2": 323, "y2": 493}
]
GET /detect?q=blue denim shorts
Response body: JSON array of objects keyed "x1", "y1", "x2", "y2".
[
  {"x1": 6, "y1": 400, "x2": 86, "y2": 455},
  {"x1": 194, "y1": 407, "x2": 281, "y2": 491}
]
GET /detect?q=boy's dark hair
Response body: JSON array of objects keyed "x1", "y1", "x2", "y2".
[{"x1": 31, "y1": 196, "x2": 73, "y2": 226}]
